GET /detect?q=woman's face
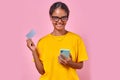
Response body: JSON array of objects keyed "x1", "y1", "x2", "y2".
[{"x1": 50, "y1": 8, "x2": 68, "y2": 31}]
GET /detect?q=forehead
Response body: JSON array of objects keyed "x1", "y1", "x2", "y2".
[{"x1": 52, "y1": 8, "x2": 67, "y2": 17}]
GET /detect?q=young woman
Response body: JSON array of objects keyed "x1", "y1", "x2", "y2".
[{"x1": 26, "y1": 2, "x2": 88, "y2": 80}]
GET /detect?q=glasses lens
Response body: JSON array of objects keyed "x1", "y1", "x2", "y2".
[
  {"x1": 52, "y1": 16, "x2": 59, "y2": 21},
  {"x1": 61, "y1": 16, "x2": 68, "y2": 21}
]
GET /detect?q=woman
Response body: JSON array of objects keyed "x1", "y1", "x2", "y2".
[{"x1": 26, "y1": 1, "x2": 88, "y2": 80}]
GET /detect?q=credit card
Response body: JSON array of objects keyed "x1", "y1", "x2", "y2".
[{"x1": 26, "y1": 29, "x2": 36, "y2": 39}]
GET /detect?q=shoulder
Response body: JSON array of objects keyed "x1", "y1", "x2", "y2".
[
  {"x1": 68, "y1": 32, "x2": 86, "y2": 46},
  {"x1": 68, "y1": 31, "x2": 82, "y2": 40},
  {"x1": 37, "y1": 34, "x2": 51, "y2": 45}
]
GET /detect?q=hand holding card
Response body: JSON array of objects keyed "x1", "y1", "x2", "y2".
[{"x1": 26, "y1": 29, "x2": 36, "y2": 52}]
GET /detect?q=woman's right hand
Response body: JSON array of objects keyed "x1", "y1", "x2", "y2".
[{"x1": 26, "y1": 39, "x2": 36, "y2": 52}]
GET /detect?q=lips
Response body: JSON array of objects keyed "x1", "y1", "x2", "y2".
[{"x1": 56, "y1": 24, "x2": 63, "y2": 27}]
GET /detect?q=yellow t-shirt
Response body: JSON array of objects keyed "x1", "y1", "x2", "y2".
[{"x1": 37, "y1": 31, "x2": 88, "y2": 80}]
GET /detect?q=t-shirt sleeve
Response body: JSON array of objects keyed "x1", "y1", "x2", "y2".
[
  {"x1": 76, "y1": 38, "x2": 88, "y2": 62},
  {"x1": 32, "y1": 39, "x2": 43, "y2": 62},
  {"x1": 36, "y1": 39, "x2": 43, "y2": 60}
]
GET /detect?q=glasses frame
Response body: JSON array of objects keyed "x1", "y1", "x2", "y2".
[{"x1": 51, "y1": 16, "x2": 68, "y2": 22}]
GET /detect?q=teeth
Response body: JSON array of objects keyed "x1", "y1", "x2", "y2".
[{"x1": 57, "y1": 25, "x2": 62, "y2": 27}]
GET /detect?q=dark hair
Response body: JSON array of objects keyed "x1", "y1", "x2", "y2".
[{"x1": 49, "y1": 2, "x2": 70, "y2": 17}]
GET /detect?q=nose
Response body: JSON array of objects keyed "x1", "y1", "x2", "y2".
[{"x1": 57, "y1": 18, "x2": 63, "y2": 23}]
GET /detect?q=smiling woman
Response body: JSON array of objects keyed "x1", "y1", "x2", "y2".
[
  {"x1": 49, "y1": 2, "x2": 69, "y2": 34},
  {"x1": 26, "y1": 1, "x2": 88, "y2": 80}
]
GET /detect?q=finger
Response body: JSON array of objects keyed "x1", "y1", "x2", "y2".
[
  {"x1": 31, "y1": 42, "x2": 35, "y2": 46},
  {"x1": 58, "y1": 56, "x2": 66, "y2": 65},
  {"x1": 58, "y1": 56, "x2": 63, "y2": 63},
  {"x1": 60, "y1": 61, "x2": 66, "y2": 65},
  {"x1": 29, "y1": 39, "x2": 35, "y2": 46},
  {"x1": 27, "y1": 39, "x2": 35, "y2": 46},
  {"x1": 60, "y1": 54, "x2": 67, "y2": 60},
  {"x1": 26, "y1": 42, "x2": 33, "y2": 49},
  {"x1": 59, "y1": 59, "x2": 66, "y2": 65},
  {"x1": 26, "y1": 40, "x2": 32, "y2": 46},
  {"x1": 58, "y1": 56, "x2": 63, "y2": 62},
  {"x1": 26, "y1": 39, "x2": 33, "y2": 43},
  {"x1": 26, "y1": 38, "x2": 32, "y2": 42},
  {"x1": 59, "y1": 56, "x2": 67, "y2": 64},
  {"x1": 58, "y1": 56, "x2": 62, "y2": 63}
]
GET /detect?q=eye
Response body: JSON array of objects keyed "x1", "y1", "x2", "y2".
[
  {"x1": 61, "y1": 16, "x2": 68, "y2": 21},
  {"x1": 51, "y1": 16, "x2": 59, "y2": 21}
]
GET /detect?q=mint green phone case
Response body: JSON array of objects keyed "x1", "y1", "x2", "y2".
[{"x1": 60, "y1": 49, "x2": 70, "y2": 58}]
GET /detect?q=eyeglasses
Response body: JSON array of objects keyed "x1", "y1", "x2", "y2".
[{"x1": 51, "y1": 16, "x2": 68, "y2": 22}]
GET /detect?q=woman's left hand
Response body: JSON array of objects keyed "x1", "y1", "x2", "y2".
[{"x1": 58, "y1": 54, "x2": 72, "y2": 66}]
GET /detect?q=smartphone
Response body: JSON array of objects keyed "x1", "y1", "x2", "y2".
[{"x1": 60, "y1": 49, "x2": 70, "y2": 58}]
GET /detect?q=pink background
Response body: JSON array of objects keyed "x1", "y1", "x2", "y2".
[{"x1": 0, "y1": 0, "x2": 120, "y2": 80}]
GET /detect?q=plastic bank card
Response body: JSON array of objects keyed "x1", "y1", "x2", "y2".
[
  {"x1": 26, "y1": 29, "x2": 36, "y2": 39},
  {"x1": 60, "y1": 49, "x2": 70, "y2": 58}
]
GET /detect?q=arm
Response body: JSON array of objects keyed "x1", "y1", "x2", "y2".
[
  {"x1": 32, "y1": 50, "x2": 45, "y2": 75},
  {"x1": 26, "y1": 39, "x2": 45, "y2": 75},
  {"x1": 67, "y1": 61, "x2": 83, "y2": 69},
  {"x1": 58, "y1": 54, "x2": 83, "y2": 69}
]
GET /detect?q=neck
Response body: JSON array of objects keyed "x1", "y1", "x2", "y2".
[{"x1": 51, "y1": 29, "x2": 68, "y2": 36}]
